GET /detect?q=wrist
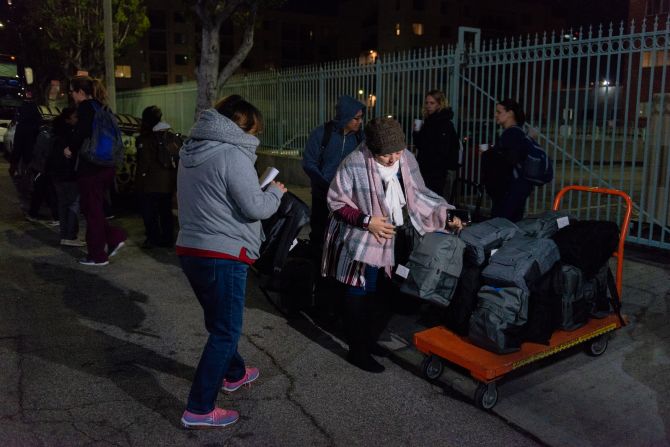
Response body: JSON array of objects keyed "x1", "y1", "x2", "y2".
[{"x1": 361, "y1": 215, "x2": 371, "y2": 230}]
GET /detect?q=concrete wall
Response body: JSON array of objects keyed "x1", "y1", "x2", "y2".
[{"x1": 255, "y1": 152, "x2": 310, "y2": 187}]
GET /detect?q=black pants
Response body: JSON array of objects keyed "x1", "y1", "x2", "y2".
[
  {"x1": 309, "y1": 193, "x2": 329, "y2": 251},
  {"x1": 140, "y1": 192, "x2": 174, "y2": 247},
  {"x1": 490, "y1": 179, "x2": 533, "y2": 223},
  {"x1": 29, "y1": 172, "x2": 58, "y2": 220},
  {"x1": 53, "y1": 181, "x2": 80, "y2": 240}
]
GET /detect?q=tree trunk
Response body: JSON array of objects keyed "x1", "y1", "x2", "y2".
[
  {"x1": 195, "y1": 26, "x2": 221, "y2": 117},
  {"x1": 217, "y1": 6, "x2": 257, "y2": 90}
]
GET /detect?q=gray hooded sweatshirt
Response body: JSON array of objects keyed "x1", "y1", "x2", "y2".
[{"x1": 176, "y1": 109, "x2": 283, "y2": 259}]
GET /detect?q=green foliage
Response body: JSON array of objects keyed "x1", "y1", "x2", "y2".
[{"x1": 28, "y1": 0, "x2": 150, "y2": 75}]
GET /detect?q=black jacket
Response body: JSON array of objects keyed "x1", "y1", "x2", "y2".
[
  {"x1": 48, "y1": 118, "x2": 77, "y2": 182},
  {"x1": 413, "y1": 108, "x2": 460, "y2": 172}
]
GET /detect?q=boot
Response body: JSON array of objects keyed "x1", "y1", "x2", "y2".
[
  {"x1": 343, "y1": 292, "x2": 385, "y2": 373},
  {"x1": 346, "y1": 347, "x2": 385, "y2": 373}
]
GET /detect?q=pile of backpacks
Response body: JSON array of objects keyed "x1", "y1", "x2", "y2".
[{"x1": 399, "y1": 212, "x2": 623, "y2": 354}]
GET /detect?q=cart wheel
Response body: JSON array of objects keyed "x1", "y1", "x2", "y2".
[
  {"x1": 422, "y1": 355, "x2": 444, "y2": 380},
  {"x1": 586, "y1": 335, "x2": 608, "y2": 357},
  {"x1": 474, "y1": 383, "x2": 498, "y2": 410}
]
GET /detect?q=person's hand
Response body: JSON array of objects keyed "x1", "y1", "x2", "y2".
[
  {"x1": 64, "y1": 147, "x2": 72, "y2": 159},
  {"x1": 368, "y1": 216, "x2": 396, "y2": 243},
  {"x1": 271, "y1": 180, "x2": 287, "y2": 193},
  {"x1": 446, "y1": 215, "x2": 463, "y2": 233}
]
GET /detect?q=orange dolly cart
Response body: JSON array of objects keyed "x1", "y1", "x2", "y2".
[{"x1": 413, "y1": 186, "x2": 632, "y2": 410}]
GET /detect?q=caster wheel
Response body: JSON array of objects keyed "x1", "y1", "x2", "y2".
[
  {"x1": 474, "y1": 383, "x2": 498, "y2": 410},
  {"x1": 586, "y1": 335, "x2": 608, "y2": 357},
  {"x1": 422, "y1": 355, "x2": 444, "y2": 380}
]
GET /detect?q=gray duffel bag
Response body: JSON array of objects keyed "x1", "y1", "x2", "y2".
[
  {"x1": 468, "y1": 285, "x2": 528, "y2": 354},
  {"x1": 516, "y1": 211, "x2": 573, "y2": 239},
  {"x1": 400, "y1": 231, "x2": 465, "y2": 307},
  {"x1": 556, "y1": 264, "x2": 589, "y2": 331},
  {"x1": 459, "y1": 218, "x2": 519, "y2": 266},
  {"x1": 482, "y1": 235, "x2": 560, "y2": 292}
]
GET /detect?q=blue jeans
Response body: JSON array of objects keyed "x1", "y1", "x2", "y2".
[{"x1": 180, "y1": 256, "x2": 249, "y2": 414}]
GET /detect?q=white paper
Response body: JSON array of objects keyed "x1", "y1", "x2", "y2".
[
  {"x1": 557, "y1": 216, "x2": 570, "y2": 229},
  {"x1": 288, "y1": 238, "x2": 298, "y2": 252},
  {"x1": 395, "y1": 264, "x2": 410, "y2": 279},
  {"x1": 490, "y1": 248, "x2": 498, "y2": 256},
  {"x1": 259, "y1": 166, "x2": 279, "y2": 189}
]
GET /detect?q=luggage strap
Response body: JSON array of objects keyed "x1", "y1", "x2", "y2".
[{"x1": 606, "y1": 267, "x2": 626, "y2": 327}]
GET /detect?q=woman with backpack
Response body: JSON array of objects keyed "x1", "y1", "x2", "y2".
[
  {"x1": 482, "y1": 98, "x2": 533, "y2": 222},
  {"x1": 136, "y1": 105, "x2": 180, "y2": 249},
  {"x1": 64, "y1": 76, "x2": 126, "y2": 266},
  {"x1": 322, "y1": 117, "x2": 463, "y2": 373}
]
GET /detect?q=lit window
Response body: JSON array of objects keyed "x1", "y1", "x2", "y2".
[
  {"x1": 412, "y1": 23, "x2": 424, "y2": 36},
  {"x1": 642, "y1": 50, "x2": 669, "y2": 67},
  {"x1": 395, "y1": 23, "x2": 400, "y2": 36},
  {"x1": 114, "y1": 65, "x2": 132, "y2": 78}
]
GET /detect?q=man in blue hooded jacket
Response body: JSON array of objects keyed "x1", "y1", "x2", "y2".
[{"x1": 302, "y1": 95, "x2": 365, "y2": 249}]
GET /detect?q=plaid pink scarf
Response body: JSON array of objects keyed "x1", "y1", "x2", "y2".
[{"x1": 327, "y1": 144, "x2": 453, "y2": 274}]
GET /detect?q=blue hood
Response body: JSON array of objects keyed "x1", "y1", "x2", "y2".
[{"x1": 333, "y1": 95, "x2": 366, "y2": 130}]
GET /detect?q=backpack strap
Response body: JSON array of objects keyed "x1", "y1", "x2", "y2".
[
  {"x1": 606, "y1": 266, "x2": 626, "y2": 326},
  {"x1": 318, "y1": 120, "x2": 335, "y2": 169}
]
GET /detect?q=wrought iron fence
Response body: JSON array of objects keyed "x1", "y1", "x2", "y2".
[{"x1": 117, "y1": 17, "x2": 670, "y2": 249}]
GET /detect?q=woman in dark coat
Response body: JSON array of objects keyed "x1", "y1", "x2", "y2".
[
  {"x1": 482, "y1": 98, "x2": 533, "y2": 222},
  {"x1": 135, "y1": 105, "x2": 179, "y2": 248},
  {"x1": 412, "y1": 89, "x2": 460, "y2": 199}
]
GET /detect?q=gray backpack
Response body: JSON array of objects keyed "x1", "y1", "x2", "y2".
[
  {"x1": 516, "y1": 211, "x2": 572, "y2": 239},
  {"x1": 399, "y1": 232, "x2": 465, "y2": 307},
  {"x1": 460, "y1": 218, "x2": 519, "y2": 266},
  {"x1": 482, "y1": 235, "x2": 560, "y2": 292},
  {"x1": 468, "y1": 285, "x2": 528, "y2": 354}
]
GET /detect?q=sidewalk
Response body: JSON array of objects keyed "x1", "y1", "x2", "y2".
[{"x1": 288, "y1": 183, "x2": 670, "y2": 446}]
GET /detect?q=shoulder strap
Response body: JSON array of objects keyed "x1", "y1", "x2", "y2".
[{"x1": 318, "y1": 121, "x2": 335, "y2": 168}]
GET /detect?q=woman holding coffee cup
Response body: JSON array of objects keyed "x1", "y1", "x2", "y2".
[
  {"x1": 412, "y1": 90, "x2": 460, "y2": 199},
  {"x1": 481, "y1": 98, "x2": 533, "y2": 222}
]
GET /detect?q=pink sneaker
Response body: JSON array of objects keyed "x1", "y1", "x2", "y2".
[
  {"x1": 222, "y1": 367, "x2": 259, "y2": 392},
  {"x1": 181, "y1": 407, "x2": 239, "y2": 429}
]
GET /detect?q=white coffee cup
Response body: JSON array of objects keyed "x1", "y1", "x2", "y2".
[
  {"x1": 414, "y1": 119, "x2": 423, "y2": 131},
  {"x1": 479, "y1": 143, "x2": 489, "y2": 153}
]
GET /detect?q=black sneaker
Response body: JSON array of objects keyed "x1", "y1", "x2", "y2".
[{"x1": 346, "y1": 350, "x2": 385, "y2": 373}]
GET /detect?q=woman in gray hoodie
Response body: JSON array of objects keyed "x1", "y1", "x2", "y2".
[{"x1": 176, "y1": 96, "x2": 286, "y2": 429}]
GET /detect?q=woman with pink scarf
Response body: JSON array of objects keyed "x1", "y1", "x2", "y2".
[{"x1": 322, "y1": 117, "x2": 463, "y2": 373}]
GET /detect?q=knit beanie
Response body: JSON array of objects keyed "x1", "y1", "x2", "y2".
[{"x1": 364, "y1": 117, "x2": 407, "y2": 155}]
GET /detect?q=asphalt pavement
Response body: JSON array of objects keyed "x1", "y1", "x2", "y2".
[{"x1": 0, "y1": 161, "x2": 668, "y2": 446}]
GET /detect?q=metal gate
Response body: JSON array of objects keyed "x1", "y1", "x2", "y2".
[{"x1": 117, "y1": 17, "x2": 670, "y2": 249}]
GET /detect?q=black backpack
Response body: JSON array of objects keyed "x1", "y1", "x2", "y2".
[{"x1": 155, "y1": 131, "x2": 183, "y2": 169}]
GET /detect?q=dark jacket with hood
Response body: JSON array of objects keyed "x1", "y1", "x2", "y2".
[
  {"x1": 413, "y1": 107, "x2": 460, "y2": 174},
  {"x1": 302, "y1": 95, "x2": 365, "y2": 197},
  {"x1": 176, "y1": 109, "x2": 284, "y2": 259}
]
